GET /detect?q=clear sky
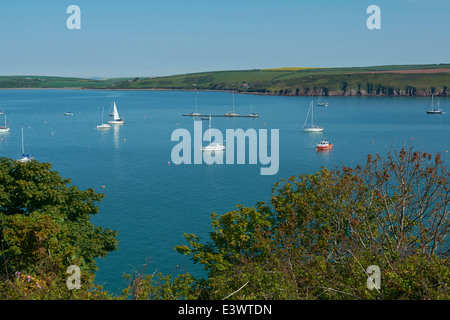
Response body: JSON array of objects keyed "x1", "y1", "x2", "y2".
[{"x1": 0, "y1": 0, "x2": 449, "y2": 78}]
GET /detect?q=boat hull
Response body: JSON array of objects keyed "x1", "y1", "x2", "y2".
[
  {"x1": 303, "y1": 127, "x2": 323, "y2": 132},
  {"x1": 201, "y1": 143, "x2": 226, "y2": 152},
  {"x1": 17, "y1": 155, "x2": 33, "y2": 163},
  {"x1": 97, "y1": 124, "x2": 111, "y2": 129},
  {"x1": 316, "y1": 144, "x2": 333, "y2": 151}
]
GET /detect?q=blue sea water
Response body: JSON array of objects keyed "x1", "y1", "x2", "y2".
[{"x1": 0, "y1": 89, "x2": 449, "y2": 294}]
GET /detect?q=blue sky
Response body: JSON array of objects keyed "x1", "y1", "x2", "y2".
[{"x1": 0, "y1": 0, "x2": 449, "y2": 78}]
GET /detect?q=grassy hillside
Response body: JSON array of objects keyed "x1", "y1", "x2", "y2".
[
  {"x1": 2, "y1": 64, "x2": 450, "y2": 96},
  {"x1": 0, "y1": 76, "x2": 127, "y2": 89},
  {"x1": 112, "y1": 64, "x2": 450, "y2": 96}
]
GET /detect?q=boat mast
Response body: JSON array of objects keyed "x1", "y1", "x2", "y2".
[
  {"x1": 209, "y1": 113, "x2": 212, "y2": 143},
  {"x1": 303, "y1": 102, "x2": 311, "y2": 128},
  {"x1": 232, "y1": 91, "x2": 235, "y2": 113},
  {"x1": 21, "y1": 127, "x2": 24, "y2": 154}
]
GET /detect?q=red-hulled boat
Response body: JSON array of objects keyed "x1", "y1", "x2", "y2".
[{"x1": 316, "y1": 138, "x2": 333, "y2": 151}]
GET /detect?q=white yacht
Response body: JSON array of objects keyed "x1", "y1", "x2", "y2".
[
  {"x1": 108, "y1": 102, "x2": 125, "y2": 124},
  {"x1": 303, "y1": 101, "x2": 324, "y2": 132},
  {"x1": 426, "y1": 94, "x2": 445, "y2": 114},
  {"x1": 97, "y1": 107, "x2": 111, "y2": 129},
  {"x1": 317, "y1": 91, "x2": 328, "y2": 107},
  {"x1": 201, "y1": 114, "x2": 225, "y2": 152},
  {"x1": 247, "y1": 104, "x2": 259, "y2": 117},
  {"x1": 224, "y1": 91, "x2": 239, "y2": 117},
  {"x1": 190, "y1": 93, "x2": 201, "y2": 116},
  {"x1": 0, "y1": 114, "x2": 10, "y2": 133},
  {"x1": 17, "y1": 127, "x2": 34, "y2": 163}
]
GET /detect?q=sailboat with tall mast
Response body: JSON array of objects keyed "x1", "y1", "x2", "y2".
[
  {"x1": 17, "y1": 127, "x2": 34, "y2": 163},
  {"x1": 317, "y1": 90, "x2": 328, "y2": 107},
  {"x1": 190, "y1": 92, "x2": 201, "y2": 116},
  {"x1": 201, "y1": 114, "x2": 226, "y2": 151},
  {"x1": 97, "y1": 107, "x2": 111, "y2": 129},
  {"x1": 426, "y1": 94, "x2": 445, "y2": 114},
  {"x1": 303, "y1": 101, "x2": 324, "y2": 132},
  {"x1": 224, "y1": 91, "x2": 239, "y2": 117},
  {"x1": 247, "y1": 103, "x2": 259, "y2": 117},
  {"x1": 0, "y1": 114, "x2": 10, "y2": 133}
]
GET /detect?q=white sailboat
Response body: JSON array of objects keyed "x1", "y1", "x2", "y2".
[
  {"x1": 97, "y1": 107, "x2": 111, "y2": 129},
  {"x1": 224, "y1": 91, "x2": 239, "y2": 117},
  {"x1": 426, "y1": 94, "x2": 445, "y2": 114},
  {"x1": 317, "y1": 91, "x2": 328, "y2": 107},
  {"x1": 63, "y1": 101, "x2": 74, "y2": 116},
  {"x1": 201, "y1": 114, "x2": 226, "y2": 152},
  {"x1": 190, "y1": 93, "x2": 201, "y2": 116},
  {"x1": 303, "y1": 101, "x2": 324, "y2": 132},
  {"x1": 17, "y1": 127, "x2": 34, "y2": 163},
  {"x1": 0, "y1": 114, "x2": 10, "y2": 133},
  {"x1": 108, "y1": 101, "x2": 125, "y2": 124},
  {"x1": 247, "y1": 103, "x2": 259, "y2": 117}
]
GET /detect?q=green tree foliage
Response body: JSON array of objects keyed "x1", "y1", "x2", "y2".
[
  {"x1": 120, "y1": 259, "x2": 202, "y2": 300},
  {"x1": 176, "y1": 147, "x2": 450, "y2": 299},
  {"x1": 0, "y1": 158, "x2": 118, "y2": 297}
]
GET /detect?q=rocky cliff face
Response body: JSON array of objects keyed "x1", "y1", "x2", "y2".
[{"x1": 261, "y1": 86, "x2": 449, "y2": 97}]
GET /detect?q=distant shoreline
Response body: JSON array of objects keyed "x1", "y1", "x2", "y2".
[{"x1": 1, "y1": 64, "x2": 450, "y2": 97}]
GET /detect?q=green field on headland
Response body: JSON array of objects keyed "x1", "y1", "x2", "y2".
[{"x1": 2, "y1": 64, "x2": 450, "y2": 96}]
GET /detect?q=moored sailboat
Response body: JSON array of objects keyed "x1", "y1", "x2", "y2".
[
  {"x1": 247, "y1": 103, "x2": 259, "y2": 117},
  {"x1": 426, "y1": 94, "x2": 445, "y2": 114},
  {"x1": 17, "y1": 127, "x2": 34, "y2": 163},
  {"x1": 317, "y1": 91, "x2": 328, "y2": 107},
  {"x1": 303, "y1": 101, "x2": 323, "y2": 132},
  {"x1": 97, "y1": 107, "x2": 111, "y2": 129},
  {"x1": 201, "y1": 114, "x2": 225, "y2": 152},
  {"x1": 224, "y1": 91, "x2": 239, "y2": 117},
  {"x1": 190, "y1": 93, "x2": 201, "y2": 116},
  {"x1": 0, "y1": 114, "x2": 10, "y2": 133}
]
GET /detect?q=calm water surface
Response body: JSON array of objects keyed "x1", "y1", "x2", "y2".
[{"x1": 0, "y1": 89, "x2": 449, "y2": 294}]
